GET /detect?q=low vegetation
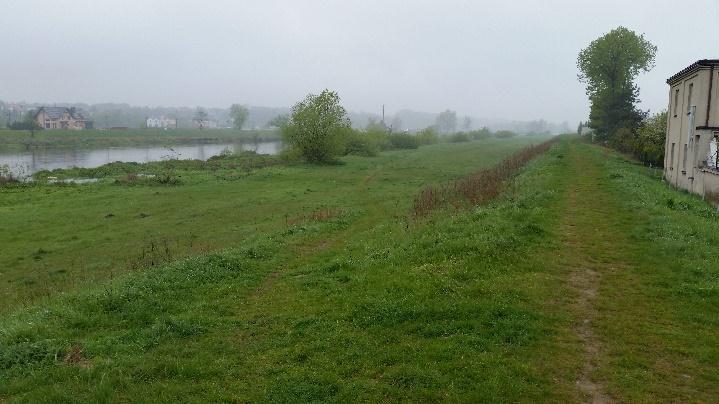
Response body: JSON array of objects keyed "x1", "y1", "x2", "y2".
[
  {"x1": 279, "y1": 89, "x2": 529, "y2": 164},
  {"x1": 412, "y1": 137, "x2": 558, "y2": 217},
  {"x1": 0, "y1": 137, "x2": 543, "y2": 312},
  {"x1": 0, "y1": 165, "x2": 20, "y2": 187},
  {"x1": 2, "y1": 136, "x2": 717, "y2": 401},
  {"x1": 32, "y1": 150, "x2": 280, "y2": 181},
  {"x1": 448, "y1": 132, "x2": 470, "y2": 143}
]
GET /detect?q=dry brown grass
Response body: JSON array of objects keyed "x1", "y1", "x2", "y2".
[
  {"x1": 412, "y1": 138, "x2": 558, "y2": 217},
  {"x1": 63, "y1": 345, "x2": 91, "y2": 368}
]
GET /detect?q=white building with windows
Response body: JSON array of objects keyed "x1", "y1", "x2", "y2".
[
  {"x1": 146, "y1": 116, "x2": 177, "y2": 129},
  {"x1": 664, "y1": 59, "x2": 719, "y2": 199}
]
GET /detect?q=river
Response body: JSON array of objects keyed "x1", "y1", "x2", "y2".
[{"x1": 0, "y1": 141, "x2": 283, "y2": 177}]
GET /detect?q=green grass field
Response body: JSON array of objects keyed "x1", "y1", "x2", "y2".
[
  {"x1": 1, "y1": 136, "x2": 718, "y2": 402},
  {"x1": 0, "y1": 128, "x2": 281, "y2": 151},
  {"x1": 0, "y1": 137, "x2": 540, "y2": 312}
]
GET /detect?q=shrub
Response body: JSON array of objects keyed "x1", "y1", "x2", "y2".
[
  {"x1": 388, "y1": 133, "x2": 419, "y2": 149},
  {"x1": 470, "y1": 127, "x2": 492, "y2": 140},
  {"x1": 416, "y1": 127, "x2": 439, "y2": 145},
  {"x1": 152, "y1": 173, "x2": 182, "y2": 185},
  {"x1": 608, "y1": 127, "x2": 635, "y2": 153},
  {"x1": 345, "y1": 130, "x2": 379, "y2": 157},
  {"x1": 0, "y1": 165, "x2": 19, "y2": 187},
  {"x1": 448, "y1": 132, "x2": 470, "y2": 143},
  {"x1": 368, "y1": 131, "x2": 391, "y2": 150},
  {"x1": 282, "y1": 90, "x2": 351, "y2": 164},
  {"x1": 634, "y1": 111, "x2": 667, "y2": 166}
]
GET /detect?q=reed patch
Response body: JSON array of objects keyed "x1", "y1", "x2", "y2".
[{"x1": 412, "y1": 138, "x2": 558, "y2": 217}]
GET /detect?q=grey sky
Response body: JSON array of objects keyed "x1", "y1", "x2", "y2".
[{"x1": 2, "y1": 0, "x2": 718, "y2": 124}]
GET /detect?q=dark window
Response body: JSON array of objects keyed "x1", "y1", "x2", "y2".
[
  {"x1": 670, "y1": 143, "x2": 675, "y2": 169},
  {"x1": 687, "y1": 83, "x2": 694, "y2": 114}
]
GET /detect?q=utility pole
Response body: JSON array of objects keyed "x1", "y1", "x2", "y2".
[{"x1": 381, "y1": 104, "x2": 385, "y2": 125}]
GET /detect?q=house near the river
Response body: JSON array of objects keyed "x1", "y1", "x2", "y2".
[
  {"x1": 664, "y1": 59, "x2": 719, "y2": 199},
  {"x1": 146, "y1": 116, "x2": 177, "y2": 129},
  {"x1": 34, "y1": 106, "x2": 92, "y2": 130},
  {"x1": 192, "y1": 118, "x2": 218, "y2": 129}
]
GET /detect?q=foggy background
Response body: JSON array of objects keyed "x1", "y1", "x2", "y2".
[{"x1": 1, "y1": 0, "x2": 718, "y2": 128}]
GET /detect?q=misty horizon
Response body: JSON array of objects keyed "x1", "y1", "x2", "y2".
[{"x1": 2, "y1": 0, "x2": 718, "y2": 125}]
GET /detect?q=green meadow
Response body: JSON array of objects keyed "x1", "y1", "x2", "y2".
[{"x1": 1, "y1": 136, "x2": 718, "y2": 402}]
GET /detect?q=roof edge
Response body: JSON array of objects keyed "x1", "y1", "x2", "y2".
[{"x1": 667, "y1": 59, "x2": 719, "y2": 85}]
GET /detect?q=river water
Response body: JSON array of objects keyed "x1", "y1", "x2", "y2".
[{"x1": 0, "y1": 141, "x2": 283, "y2": 177}]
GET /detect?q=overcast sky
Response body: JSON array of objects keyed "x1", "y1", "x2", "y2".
[{"x1": 2, "y1": 0, "x2": 718, "y2": 124}]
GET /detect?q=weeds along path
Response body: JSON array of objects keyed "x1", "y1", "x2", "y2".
[{"x1": 554, "y1": 142, "x2": 631, "y2": 403}]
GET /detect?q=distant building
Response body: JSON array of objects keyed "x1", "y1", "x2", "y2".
[
  {"x1": 664, "y1": 59, "x2": 719, "y2": 198},
  {"x1": 146, "y1": 116, "x2": 177, "y2": 129},
  {"x1": 192, "y1": 119, "x2": 218, "y2": 129},
  {"x1": 34, "y1": 107, "x2": 92, "y2": 130}
]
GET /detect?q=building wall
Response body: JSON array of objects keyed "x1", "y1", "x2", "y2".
[
  {"x1": 146, "y1": 117, "x2": 177, "y2": 129},
  {"x1": 664, "y1": 67, "x2": 719, "y2": 198},
  {"x1": 35, "y1": 109, "x2": 87, "y2": 130}
]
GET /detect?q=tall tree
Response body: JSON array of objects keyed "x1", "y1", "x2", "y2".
[
  {"x1": 229, "y1": 104, "x2": 249, "y2": 130},
  {"x1": 9, "y1": 109, "x2": 42, "y2": 136},
  {"x1": 588, "y1": 85, "x2": 646, "y2": 149},
  {"x1": 283, "y1": 89, "x2": 351, "y2": 163},
  {"x1": 435, "y1": 110, "x2": 457, "y2": 134},
  {"x1": 577, "y1": 27, "x2": 656, "y2": 143}
]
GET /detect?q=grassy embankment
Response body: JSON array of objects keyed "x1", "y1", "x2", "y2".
[
  {"x1": 0, "y1": 136, "x2": 541, "y2": 312},
  {"x1": 1, "y1": 136, "x2": 718, "y2": 401},
  {"x1": 0, "y1": 129, "x2": 281, "y2": 151}
]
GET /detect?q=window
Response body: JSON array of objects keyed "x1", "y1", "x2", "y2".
[
  {"x1": 687, "y1": 83, "x2": 694, "y2": 114},
  {"x1": 674, "y1": 89, "x2": 680, "y2": 116},
  {"x1": 45, "y1": 123, "x2": 50, "y2": 129},
  {"x1": 694, "y1": 135, "x2": 701, "y2": 168},
  {"x1": 683, "y1": 144, "x2": 688, "y2": 171},
  {"x1": 670, "y1": 143, "x2": 675, "y2": 169}
]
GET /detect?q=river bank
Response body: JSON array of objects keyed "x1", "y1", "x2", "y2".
[
  {"x1": 0, "y1": 128, "x2": 282, "y2": 151},
  {"x1": 0, "y1": 140, "x2": 283, "y2": 177}
]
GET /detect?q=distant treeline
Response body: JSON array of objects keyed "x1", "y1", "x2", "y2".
[
  {"x1": 0, "y1": 100, "x2": 570, "y2": 134},
  {"x1": 340, "y1": 122, "x2": 528, "y2": 158}
]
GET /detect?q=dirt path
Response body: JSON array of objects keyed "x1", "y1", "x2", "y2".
[{"x1": 557, "y1": 145, "x2": 631, "y2": 403}]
